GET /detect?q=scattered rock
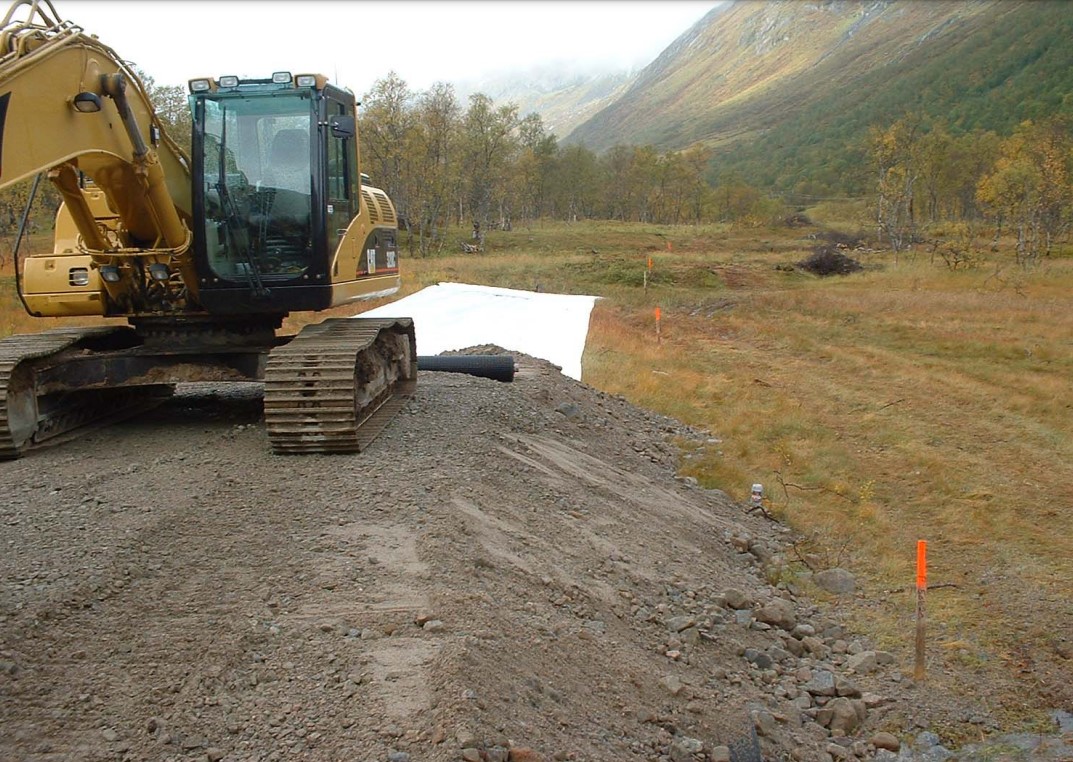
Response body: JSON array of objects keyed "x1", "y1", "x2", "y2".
[
  {"x1": 181, "y1": 736, "x2": 206, "y2": 751},
  {"x1": 804, "y1": 670, "x2": 837, "y2": 697},
  {"x1": 665, "y1": 615, "x2": 695, "y2": 633},
  {"x1": 813, "y1": 568, "x2": 856, "y2": 595},
  {"x1": 846, "y1": 650, "x2": 877, "y2": 674},
  {"x1": 744, "y1": 648, "x2": 774, "y2": 670},
  {"x1": 555, "y1": 402, "x2": 582, "y2": 419},
  {"x1": 723, "y1": 588, "x2": 753, "y2": 610},
  {"x1": 755, "y1": 598, "x2": 797, "y2": 630},
  {"x1": 752, "y1": 709, "x2": 779, "y2": 737},
  {"x1": 457, "y1": 729, "x2": 480, "y2": 748},
  {"x1": 660, "y1": 675, "x2": 686, "y2": 697},
  {"x1": 827, "y1": 697, "x2": 864, "y2": 735},
  {"x1": 670, "y1": 735, "x2": 704, "y2": 761},
  {"x1": 871, "y1": 731, "x2": 900, "y2": 751},
  {"x1": 835, "y1": 674, "x2": 862, "y2": 698},
  {"x1": 913, "y1": 730, "x2": 954, "y2": 761},
  {"x1": 508, "y1": 748, "x2": 545, "y2": 762}
]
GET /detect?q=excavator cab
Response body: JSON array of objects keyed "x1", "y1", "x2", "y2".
[{"x1": 189, "y1": 72, "x2": 396, "y2": 316}]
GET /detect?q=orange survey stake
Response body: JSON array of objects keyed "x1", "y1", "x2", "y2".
[{"x1": 916, "y1": 540, "x2": 927, "y2": 589}]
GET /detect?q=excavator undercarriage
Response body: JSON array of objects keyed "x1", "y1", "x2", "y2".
[{"x1": 0, "y1": 316, "x2": 417, "y2": 459}]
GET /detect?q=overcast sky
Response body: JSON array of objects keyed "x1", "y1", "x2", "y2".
[{"x1": 59, "y1": 1, "x2": 718, "y2": 97}]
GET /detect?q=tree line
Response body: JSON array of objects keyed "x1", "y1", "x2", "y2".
[
  {"x1": 870, "y1": 113, "x2": 1073, "y2": 265},
  {"x1": 358, "y1": 73, "x2": 782, "y2": 256},
  {"x1": 1, "y1": 70, "x2": 1068, "y2": 269},
  {"x1": 0, "y1": 71, "x2": 782, "y2": 262}
]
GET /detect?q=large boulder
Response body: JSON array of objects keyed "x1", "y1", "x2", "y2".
[
  {"x1": 804, "y1": 670, "x2": 837, "y2": 697},
  {"x1": 756, "y1": 598, "x2": 797, "y2": 630},
  {"x1": 827, "y1": 697, "x2": 864, "y2": 735},
  {"x1": 846, "y1": 651, "x2": 878, "y2": 674},
  {"x1": 872, "y1": 732, "x2": 901, "y2": 752}
]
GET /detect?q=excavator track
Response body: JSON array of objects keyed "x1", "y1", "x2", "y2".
[
  {"x1": 0, "y1": 326, "x2": 171, "y2": 460},
  {"x1": 263, "y1": 317, "x2": 416, "y2": 454}
]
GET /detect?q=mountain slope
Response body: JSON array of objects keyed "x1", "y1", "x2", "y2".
[
  {"x1": 456, "y1": 63, "x2": 635, "y2": 138},
  {"x1": 565, "y1": 0, "x2": 1073, "y2": 194}
]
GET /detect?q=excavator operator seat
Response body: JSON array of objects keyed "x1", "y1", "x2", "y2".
[{"x1": 265, "y1": 129, "x2": 310, "y2": 194}]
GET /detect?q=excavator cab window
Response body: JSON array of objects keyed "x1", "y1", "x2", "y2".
[{"x1": 197, "y1": 91, "x2": 315, "y2": 283}]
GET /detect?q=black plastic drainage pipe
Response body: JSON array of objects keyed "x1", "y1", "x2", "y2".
[{"x1": 416, "y1": 354, "x2": 516, "y2": 383}]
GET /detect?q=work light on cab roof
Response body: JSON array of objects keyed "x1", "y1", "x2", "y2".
[{"x1": 186, "y1": 72, "x2": 324, "y2": 93}]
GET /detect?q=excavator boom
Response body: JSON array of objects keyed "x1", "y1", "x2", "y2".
[{"x1": 0, "y1": 0, "x2": 191, "y2": 236}]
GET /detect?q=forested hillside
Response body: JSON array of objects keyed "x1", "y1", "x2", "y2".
[{"x1": 566, "y1": 0, "x2": 1073, "y2": 197}]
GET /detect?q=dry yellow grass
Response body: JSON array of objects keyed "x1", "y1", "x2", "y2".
[{"x1": 576, "y1": 236, "x2": 1073, "y2": 734}]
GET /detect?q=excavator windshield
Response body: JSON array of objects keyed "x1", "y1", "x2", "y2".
[{"x1": 197, "y1": 90, "x2": 315, "y2": 284}]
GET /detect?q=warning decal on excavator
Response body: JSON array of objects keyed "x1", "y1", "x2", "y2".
[{"x1": 0, "y1": 92, "x2": 10, "y2": 178}]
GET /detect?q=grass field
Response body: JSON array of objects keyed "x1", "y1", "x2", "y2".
[{"x1": 2, "y1": 217, "x2": 1070, "y2": 736}]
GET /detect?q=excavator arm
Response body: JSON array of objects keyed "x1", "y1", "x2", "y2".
[{"x1": 0, "y1": 0, "x2": 196, "y2": 316}]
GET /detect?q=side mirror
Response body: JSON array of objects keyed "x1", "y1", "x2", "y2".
[{"x1": 330, "y1": 115, "x2": 355, "y2": 139}]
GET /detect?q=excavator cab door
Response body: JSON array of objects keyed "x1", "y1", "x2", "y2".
[
  {"x1": 192, "y1": 85, "x2": 332, "y2": 314},
  {"x1": 324, "y1": 99, "x2": 358, "y2": 259}
]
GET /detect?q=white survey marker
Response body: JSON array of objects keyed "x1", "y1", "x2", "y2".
[{"x1": 359, "y1": 283, "x2": 599, "y2": 381}]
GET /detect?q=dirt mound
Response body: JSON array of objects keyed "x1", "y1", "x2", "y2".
[
  {"x1": 0, "y1": 353, "x2": 995, "y2": 760},
  {"x1": 797, "y1": 247, "x2": 864, "y2": 277}
]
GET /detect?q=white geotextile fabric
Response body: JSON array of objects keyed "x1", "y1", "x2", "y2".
[{"x1": 359, "y1": 282, "x2": 599, "y2": 381}]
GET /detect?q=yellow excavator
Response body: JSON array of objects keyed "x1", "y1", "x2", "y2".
[{"x1": 0, "y1": 0, "x2": 423, "y2": 458}]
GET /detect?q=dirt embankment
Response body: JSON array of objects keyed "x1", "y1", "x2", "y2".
[{"x1": 0, "y1": 354, "x2": 1056, "y2": 761}]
